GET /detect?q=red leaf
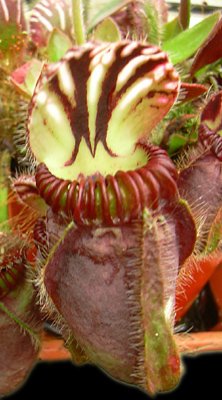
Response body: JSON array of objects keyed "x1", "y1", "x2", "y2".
[
  {"x1": 11, "y1": 62, "x2": 31, "y2": 85},
  {"x1": 190, "y1": 17, "x2": 222, "y2": 76},
  {"x1": 180, "y1": 82, "x2": 208, "y2": 102},
  {"x1": 201, "y1": 90, "x2": 222, "y2": 124},
  {"x1": 176, "y1": 252, "x2": 222, "y2": 321},
  {"x1": 199, "y1": 91, "x2": 222, "y2": 159}
]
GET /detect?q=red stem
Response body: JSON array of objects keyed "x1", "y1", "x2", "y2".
[{"x1": 39, "y1": 332, "x2": 222, "y2": 361}]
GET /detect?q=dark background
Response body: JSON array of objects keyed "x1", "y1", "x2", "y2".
[{"x1": 5, "y1": 353, "x2": 222, "y2": 399}]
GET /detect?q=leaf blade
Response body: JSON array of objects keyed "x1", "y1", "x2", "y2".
[
  {"x1": 86, "y1": 0, "x2": 132, "y2": 32},
  {"x1": 92, "y1": 17, "x2": 121, "y2": 42},
  {"x1": 163, "y1": 12, "x2": 220, "y2": 64}
]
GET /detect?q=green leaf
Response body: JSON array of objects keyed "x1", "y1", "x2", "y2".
[
  {"x1": 24, "y1": 61, "x2": 44, "y2": 96},
  {"x1": 47, "y1": 28, "x2": 73, "y2": 62},
  {"x1": 168, "y1": 133, "x2": 188, "y2": 155},
  {"x1": 143, "y1": 0, "x2": 161, "y2": 45},
  {"x1": 86, "y1": 0, "x2": 131, "y2": 32},
  {"x1": 93, "y1": 17, "x2": 121, "y2": 42},
  {"x1": 0, "y1": 187, "x2": 8, "y2": 225},
  {"x1": 0, "y1": 152, "x2": 10, "y2": 227},
  {"x1": 163, "y1": 12, "x2": 221, "y2": 65},
  {"x1": 206, "y1": 212, "x2": 222, "y2": 254},
  {"x1": 11, "y1": 60, "x2": 43, "y2": 97},
  {"x1": 162, "y1": 17, "x2": 183, "y2": 42}
]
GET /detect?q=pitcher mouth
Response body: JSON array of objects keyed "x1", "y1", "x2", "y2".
[
  {"x1": 35, "y1": 143, "x2": 178, "y2": 226},
  {"x1": 27, "y1": 40, "x2": 179, "y2": 179}
]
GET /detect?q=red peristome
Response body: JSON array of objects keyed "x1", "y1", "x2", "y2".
[
  {"x1": 10, "y1": 174, "x2": 47, "y2": 216},
  {"x1": 35, "y1": 144, "x2": 178, "y2": 225},
  {"x1": 13, "y1": 175, "x2": 39, "y2": 201},
  {"x1": 33, "y1": 217, "x2": 48, "y2": 254},
  {"x1": 180, "y1": 82, "x2": 208, "y2": 102},
  {"x1": 190, "y1": 17, "x2": 222, "y2": 76}
]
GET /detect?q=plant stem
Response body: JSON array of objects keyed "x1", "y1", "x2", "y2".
[
  {"x1": 39, "y1": 331, "x2": 222, "y2": 361},
  {"x1": 72, "y1": 0, "x2": 86, "y2": 45},
  {"x1": 176, "y1": 331, "x2": 222, "y2": 355},
  {"x1": 40, "y1": 332, "x2": 70, "y2": 361}
]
